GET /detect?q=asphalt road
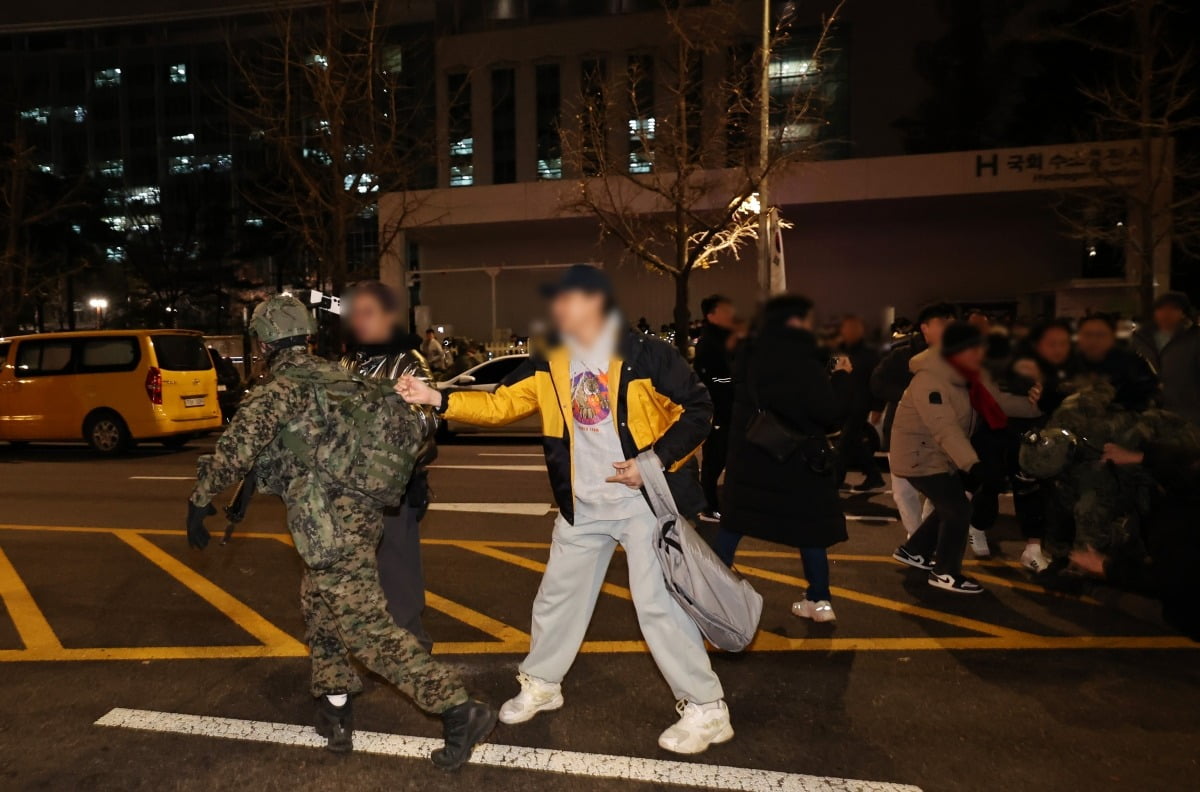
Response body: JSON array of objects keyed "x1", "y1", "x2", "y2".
[{"x1": 0, "y1": 435, "x2": 1197, "y2": 792}]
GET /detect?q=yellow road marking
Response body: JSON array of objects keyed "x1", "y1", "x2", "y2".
[
  {"x1": 0, "y1": 547, "x2": 62, "y2": 651},
  {"x1": 736, "y1": 564, "x2": 1035, "y2": 639},
  {"x1": 113, "y1": 531, "x2": 306, "y2": 655},
  {"x1": 424, "y1": 590, "x2": 529, "y2": 645}
]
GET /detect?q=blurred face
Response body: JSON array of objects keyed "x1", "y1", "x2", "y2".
[
  {"x1": 920, "y1": 316, "x2": 950, "y2": 347},
  {"x1": 705, "y1": 301, "x2": 735, "y2": 329},
  {"x1": 1076, "y1": 320, "x2": 1116, "y2": 362},
  {"x1": 1153, "y1": 304, "x2": 1185, "y2": 334},
  {"x1": 967, "y1": 312, "x2": 990, "y2": 332},
  {"x1": 840, "y1": 317, "x2": 865, "y2": 346},
  {"x1": 949, "y1": 346, "x2": 984, "y2": 372},
  {"x1": 550, "y1": 289, "x2": 607, "y2": 340},
  {"x1": 348, "y1": 292, "x2": 395, "y2": 345},
  {"x1": 1035, "y1": 327, "x2": 1072, "y2": 366}
]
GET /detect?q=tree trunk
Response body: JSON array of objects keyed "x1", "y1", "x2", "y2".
[{"x1": 673, "y1": 271, "x2": 691, "y2": 356}]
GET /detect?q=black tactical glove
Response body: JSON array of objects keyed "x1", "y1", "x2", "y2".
[
  {"x1": 959, "y1": 464, "x2": 984, "y2": 495},
  {"x1": 224, "y1": 470, "x2": 257, "y2": 525},
  {"x1": 187, "y1": 502, "x2": 217, "y2": 549}
]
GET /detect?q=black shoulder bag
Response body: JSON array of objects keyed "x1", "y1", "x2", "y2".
[{"x1": 743, "y1": 350, "x2": 838, "y2": 474}]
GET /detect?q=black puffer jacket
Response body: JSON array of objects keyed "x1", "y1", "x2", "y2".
[{"x1": 721, "y1": 327, "x2": 851, "y2": 549}]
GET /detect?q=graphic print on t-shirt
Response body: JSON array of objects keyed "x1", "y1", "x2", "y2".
[{"x1": 571, "y1": 370, "x2": 611, "y2": 426}]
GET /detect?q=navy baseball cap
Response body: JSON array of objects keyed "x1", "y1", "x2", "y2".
[{"x1": 539, "y1": 264, "x2": 613, "y2": 299}]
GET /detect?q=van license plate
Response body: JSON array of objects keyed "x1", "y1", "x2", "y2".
[{"x1": 184, "y1": 397, "x2": 206, "y2": 408}]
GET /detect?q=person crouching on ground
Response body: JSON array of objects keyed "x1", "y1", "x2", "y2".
[
  {"x1": 395, "y1": 265, "x2": 731, "y2": 755},
  {"x1": 890, "y1": 322, "x2": 1041, "y2": 594}
]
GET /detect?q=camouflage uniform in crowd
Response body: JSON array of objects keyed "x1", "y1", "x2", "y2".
[
  {"x1": 1019, "y1": 381, "x2": 1200, "y2": 556},
  {"x1": 190, "y1": 303, "x2": 467, "y2": 715}
]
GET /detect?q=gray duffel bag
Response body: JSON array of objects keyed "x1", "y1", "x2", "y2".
[{"x1": 635, "y1": 451, "x2": 763, "y2": 652}]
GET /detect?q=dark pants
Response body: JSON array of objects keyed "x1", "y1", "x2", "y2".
[
  {"x1": 971, "y1": 427, "x2": 1045, "y2": 540},
  {"x1": 901, "y1": 472, "x2": 973, "y2": 576},
  {"x1": 838, "y1": 413, "x2": 883, "y2": 485},
  {"x1": 700, "y1": 422, "x2": 729, "y2": 513},
  {"x1": 712, "y1": 528, "x2": 832, "y2": 602},
  {"x1": 377, "y1": 502, "x2": 432, "y2": 653}
]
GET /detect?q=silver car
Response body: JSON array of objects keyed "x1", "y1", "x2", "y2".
[{"x1": 435, "y1": 354, "x2": 541, "y2": 436}]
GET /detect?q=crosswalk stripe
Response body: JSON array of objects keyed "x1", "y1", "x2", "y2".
[{"x1": 94, "y1": 708, "x2": 922, "y2": 791}]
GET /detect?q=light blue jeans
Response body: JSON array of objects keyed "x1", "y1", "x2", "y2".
[{"x1": 520, "y1": 505, "x2": 724, "y2": 704}]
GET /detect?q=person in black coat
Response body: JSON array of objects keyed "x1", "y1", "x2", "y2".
[
  {"x1": 692, "y1": 294, "x2": 738, "y2": 522},
  {"x1": 1075, "y1": 313, "x2": 1160, "y2": 410},
  {"x1": 836, "y1": 315, "x2": 885, "y2": 491},
  {"x1": 714, "y1": 294, "x2": 852, "y2": 623}
]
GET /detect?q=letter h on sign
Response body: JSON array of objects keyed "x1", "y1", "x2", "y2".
[{"x1": 975, "y1": 153, "x2": 999, "y2": 178}]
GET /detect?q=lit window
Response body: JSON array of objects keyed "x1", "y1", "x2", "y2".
[
  {"x1": 779, "y1": 122, "x2": 818, "y2": 142},
  {"x1": 103, "y1": 215, "x2": 128, "y2": 231},
  {"x1": 169, "y1": 156, "x2": 193, "y2": 174},
  {"x1": 307, "y1": 53, "x2": 328, "y2": 69},
  {"x1": 343, "y1": 173, "x2": 377, "y2": 193},
  {"x1": 449, "y1": 164, "x2": 474, "y2": 187},
  {"x1": 36, "y1": 163, "x2": 54, "y2": 174},
  {"x1": 98, "y1": 159, "x2": 124, "y2": 178},
  {"x1": 105, "y1": 246, "x2": 126, "y2": 262},
  {"x1": 244, "y1": 216, "x2": 265, "y2": 227},
  {"x1": 94, "y1": 68, "x2": 122, "y2": 88},
  {"x1": 303, "y1": 148, "x2": 332, "y2": 165},
  {"x1": 171, "y1": 132, "x2": 195, "y2": 144},
  {"x1": 20, "y1": 107, "x2": 50, "y2": 125},
  {"x1": 125, "y1": 186, "x2": 160, "y2": 204},
  {"x1": 449, "y1": 137, "x2": 474, "y2": 157},
  {"x1": 169, "y1": 64, "x2": 187, "y2": 84},
  {"x1": 382, "y1": 46, "x2": 402, "y2": 73},
  {"x1": 537, "y1": 158, "x2": 562, "y2": 180},
  {"x1": 769, "y1": 56, "x2": 818, "y2": 91}
]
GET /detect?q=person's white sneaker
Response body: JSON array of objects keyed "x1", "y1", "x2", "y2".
[
  {"x1": 791, "y1": 599, "x2": 837, "y2": 623},
  {"x1": 658, "y1": 700, "x2": 733, "y2": 755},
  {"x1": 968, "y1": 527, "x2": 991, "y2": 558},
  {"x1": 1020, "y1": 543, "x2": 1052, "y2": 573},
  {"x1": 498, "y1": 672, "x2": 564, "y2": 725}
]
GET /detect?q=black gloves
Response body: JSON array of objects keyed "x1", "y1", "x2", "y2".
[
  {"x1": 960, "y1": 464, "x2": 984, "y2": 495},
  {"x1": 187, "y1": 502, "x2": 217, "y2": 549},
  {"x1": 224, "y1": 471, "x2": 257, "y2": 525}
]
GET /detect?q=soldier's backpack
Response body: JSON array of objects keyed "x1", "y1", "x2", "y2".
[{"x1": 277, "y1": 363, "x2": 420, "y2": 510}]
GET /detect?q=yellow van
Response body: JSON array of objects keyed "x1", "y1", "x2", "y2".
[{"x1": 0, "y1": 330, "x2": 223, "y2": 454}]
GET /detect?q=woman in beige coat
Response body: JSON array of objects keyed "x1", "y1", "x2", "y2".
[{"x1": 890, "y1": 322, "x2": 1041, "y2": 593}]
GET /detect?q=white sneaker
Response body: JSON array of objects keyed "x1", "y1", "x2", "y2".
[
  {"x1": 1021, "y1": 544, "x2": 1052, "y2": 573},
  {"x1": 968, "y1": 527, "x2": 991, "y2": 558},
  {"x1": 498, "y1": 672, "x2": 564, "y2": 725},
  {"x1": 791, "y1": 599, "x2": 837, "y2": 623},
  {"x1": 658, "y1": 700, "x2": 733, "y2": 755}
]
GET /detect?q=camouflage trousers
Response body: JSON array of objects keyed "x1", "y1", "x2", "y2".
[{"x1": 298, "y1": 495, "x2": 467, "y2": 714}]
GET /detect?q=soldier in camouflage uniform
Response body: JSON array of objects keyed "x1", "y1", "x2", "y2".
[
  {"x1": 1018, "y1": 380, "x2": 1200, "y2": 559},
  {"x1": 185, "y1": 294, "x2": 496, "y2": 770}
]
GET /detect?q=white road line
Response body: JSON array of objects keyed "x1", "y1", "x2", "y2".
[
  {"x1": 129, "y1": 476, "x2": 195, "y2": 481},
  {"x1": 95, "y1": 708, "x2": 921, "y2": 792},
  {"x1": 427, "y1": 502, "x2": 553, "y2": 516},
  {"x1": 431, "y1": 464, "x2": 545, "y2": 472}
]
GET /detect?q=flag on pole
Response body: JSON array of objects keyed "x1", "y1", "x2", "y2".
[{"x1": 768, "y1": 207, "x2": 787, "y2": 295}]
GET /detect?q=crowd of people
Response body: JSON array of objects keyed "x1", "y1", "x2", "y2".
[{"x1": 183, "y1": 268, "x2": 1200, "y2": 768}]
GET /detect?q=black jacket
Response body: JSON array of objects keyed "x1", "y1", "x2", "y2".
[
  {"x1": 870, "y1": 334, "x2": 926, "y2": 448},
  {"x1": 839, "y1": 340, "x2": 883, "y2": 417},
  {"x1": 693, "y1": 322, "x2": 734, "y2": 424},
  {"x1": 721, "y1": 327, "x2": 850, "y2": 548}
]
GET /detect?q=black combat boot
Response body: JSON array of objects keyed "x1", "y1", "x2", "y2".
[
  {"x1": 430, "y1": 699, "x2": 497, "y2": 771},
  {"x1": 315, "y1": 695, "x2": 354, "y2": 754}
]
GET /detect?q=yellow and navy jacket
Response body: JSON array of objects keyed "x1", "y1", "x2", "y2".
[{"x1": 441, "y1": 330, "x2": 712, "y2": 523}]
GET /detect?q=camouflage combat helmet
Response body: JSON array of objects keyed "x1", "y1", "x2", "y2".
[
  {"x1": 1019, "y1": 427, "x2": 1085, "y2": 479},
  {"x1": 250, "y1": 294, "x2": 316, "y2": 344}
]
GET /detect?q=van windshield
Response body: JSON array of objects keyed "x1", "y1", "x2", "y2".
[{"x1": 152, "y1": 335, "x2": 213, "y2": 371}]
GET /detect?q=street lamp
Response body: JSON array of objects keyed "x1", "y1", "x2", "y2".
[{"x1": 88, "y1": 297, "x2": 109, "y2": 328}]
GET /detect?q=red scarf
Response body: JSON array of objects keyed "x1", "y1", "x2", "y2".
[{"x1": 948, "y1": 360, "x2": 1008, "y2": 430}]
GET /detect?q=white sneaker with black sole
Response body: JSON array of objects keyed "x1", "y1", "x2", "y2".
[
  {"x1": 968, "y1": 527, "x2": 991, "y2": 558},
  {"x1": 657, "y1": 700, "x2": 733, "y2": 755},
  {"x1": 927, "y1": 571, "x2": 984, "y2": 594},
  {"x1": 498, "y1": 672, "x2": 564, "y2": 725},
  {"x1": 892, "y1": 546, "x2": 934, "y2": 571}
]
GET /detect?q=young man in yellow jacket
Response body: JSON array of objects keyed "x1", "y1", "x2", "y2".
[{"x1": 398, "y1": 265, "x2": 730, "y2": 755}]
